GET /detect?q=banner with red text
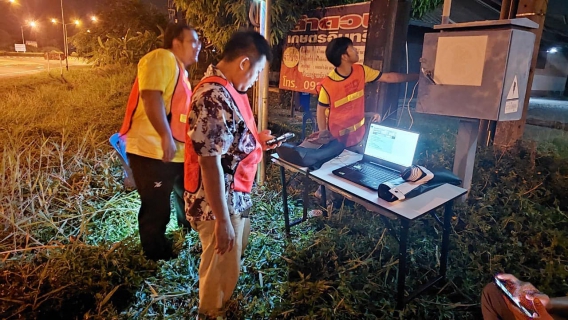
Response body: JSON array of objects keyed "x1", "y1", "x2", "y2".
[{"x1": 279, "y1": 2, "x2": 370, "y2": 93}]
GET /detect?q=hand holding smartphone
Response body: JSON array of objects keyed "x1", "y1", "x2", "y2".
[
  {"x1": 494, "y1": 276, "x2": 539, "y2": 318},
  {"x1": 266, "y1": 132, "x2": 295, "y2": 146}
]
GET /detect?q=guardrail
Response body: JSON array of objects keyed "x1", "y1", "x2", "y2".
[{"x1": 0, "y1": 52, "x2": 46, "y2": 57}]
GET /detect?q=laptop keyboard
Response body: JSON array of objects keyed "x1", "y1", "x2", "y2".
[{"x1": 338, "y1": 162, "x2": 400, "y2": 190}]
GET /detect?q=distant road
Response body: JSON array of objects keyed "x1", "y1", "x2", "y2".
[{"x1": 0, "y1": 56, "x2": 88, "y2": 78}]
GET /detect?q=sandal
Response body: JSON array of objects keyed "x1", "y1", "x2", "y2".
[{"x1": 308, "y1": 209, "x2": 323, "y2": 218}]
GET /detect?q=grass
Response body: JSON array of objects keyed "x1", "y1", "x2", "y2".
[{"x1": 1, "y1": 66, "x2": 568, "y2": 319}]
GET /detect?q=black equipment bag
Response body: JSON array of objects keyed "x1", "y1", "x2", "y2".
[{"x1": 275, "y1": 140, "x2": 345, "y2": 170}]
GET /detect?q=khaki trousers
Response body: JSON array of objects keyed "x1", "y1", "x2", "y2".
[{"x1": 191, "y1": 214, "x2": 250, "y2": 318}]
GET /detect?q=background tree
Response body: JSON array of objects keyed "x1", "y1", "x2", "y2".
[
  {"x1": 0, "y1": 30, "x2": 13, "y2": 51},
  {"x1": 71, "y1": 0, "x2": 167, "y2": 64},
  {"x1": 412, "y1": 0, "x2": 443, "y2": 18},
  {"x1": 88, "y1": 28, "x2": 164, "y2": 66},
  {"x1": 174, "y1": 0, "x2": 444, "y2": 49}
]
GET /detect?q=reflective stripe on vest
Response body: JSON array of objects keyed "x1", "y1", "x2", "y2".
[
  {"x1": 169, "y1": 61, "x2": 192, "y2": 142},
  {"x1": 118, "y1": 60, "x2": 191, "y2": 142},
  {"x1": 184, "y1": 76, "x2": 262, "y2": 194},
  {"x1": 338, "y1": 118, "x2": 365, "y2": 136},
  {"x1": 320, "y1": 64, "x2": 366, "y2": 148},
  {"x1": 334, "y1": 89, "x2": 365, "y2": 108}
]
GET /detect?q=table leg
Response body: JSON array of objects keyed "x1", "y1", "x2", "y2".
[
  {"x1": 440, "y1": 200, "x2": 453, "y2": 278},
  {"x1": 280, "y1": 166, "x2": 291, "y2": 237},
  {"x1": 380, "y1": 216, "x2": 400, "y2": 243},
  {"x1": 396, "y1": 219, "x2": 410, "y2": 310},
  {"x1": 321, "y1": 185, "x2": 328, "y2": 217},
  {"x1": 302, "y1": 175, "x2": 309, "y2": 221}
]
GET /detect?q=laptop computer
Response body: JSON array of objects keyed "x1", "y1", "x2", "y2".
[{"x1": 332, "y1": 123, "x2": 419, "y2": 190}]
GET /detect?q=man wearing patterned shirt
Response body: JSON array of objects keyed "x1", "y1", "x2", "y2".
[{"x1": 184, "y1": 31, "x2": 275, "y2": 319}]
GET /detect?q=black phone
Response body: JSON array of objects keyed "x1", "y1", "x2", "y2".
[
  {"x1": 266, "y1": 132, "x2": 295, "y2": 146},
  {"x1": 493, "y1": 277, "x2": 537, "y2": 318}
]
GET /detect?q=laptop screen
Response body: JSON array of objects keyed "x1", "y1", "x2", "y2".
[{"x1": 363, "y1": 124, "x2": 419, "y2": 167}]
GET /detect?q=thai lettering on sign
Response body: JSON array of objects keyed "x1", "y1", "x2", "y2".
[{"x1": 279, "y1": 2, "x2": 370, "y2": 93}]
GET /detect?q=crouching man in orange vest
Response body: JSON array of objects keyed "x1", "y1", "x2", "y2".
[
  {"x1": 316, "y1": 37, "x2": 419, "y2": 149},
  {"x1": 184, "y1": 31, "x2": 277, "y2": 319},
  {"x1": 118, "y1": 24, "x2": 201, "y2": 261}
]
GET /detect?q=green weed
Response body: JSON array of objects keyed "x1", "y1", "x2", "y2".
[{"x1": 1, "y1": 69, "x2": 568, "y2": 319}]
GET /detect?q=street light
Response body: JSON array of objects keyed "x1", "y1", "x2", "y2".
[
  {"x1": 53, "y1": 0, "x2": 96, "y2": 71},
  {"x1": 547, "y1": 47, "x2": 559, "y2": 54},
  {"x1": 20, "y1": 21, "x2": 37, "y2": 45},
  {"x1": 51, "y1": 16, "x2": 80, "y2": 70},
  {"x1": 7, "y1": 0, "x2": 21, "y2": 7},
  {"x1": 50, "y1": 18, "x2": 80, "y2": 26},
  {"x1": 91, "y1": 16, "x2": 97, "y2": 22}
]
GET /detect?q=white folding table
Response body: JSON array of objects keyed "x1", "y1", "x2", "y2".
[{"x1": 271, "y1": 150, "x2": 467, "y2": 309}]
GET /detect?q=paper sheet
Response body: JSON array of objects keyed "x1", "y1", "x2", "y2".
[{"x1": 434, "y1": 35, "x2": 488, "y2": 86}]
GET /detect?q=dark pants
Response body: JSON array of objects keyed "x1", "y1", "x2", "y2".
[{"x1": 128, "y1": 153, "x2": 190, "y2": 260}]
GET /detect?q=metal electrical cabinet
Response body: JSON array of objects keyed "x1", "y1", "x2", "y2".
[{"x1": 416, "y1": 19, "x2": 538, "y2": 121}]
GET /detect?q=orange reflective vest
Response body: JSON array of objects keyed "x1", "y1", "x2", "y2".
[
  {"x1": 119, "y1": 60, "x2": 191, "y2": 142},
  {"x1": 185, "y1": 76, "x2": 262, "y2": 194},
  {"x1": 317, "y1": 64, "x2": 366, "y2": 147}
]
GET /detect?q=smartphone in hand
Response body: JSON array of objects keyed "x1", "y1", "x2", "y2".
[
  {"x1": 494, "y1": 277, "x2": 538, "y2": 318},
  {"x1": 266, "y1": 132, "x2": 295, "y2": 146}
]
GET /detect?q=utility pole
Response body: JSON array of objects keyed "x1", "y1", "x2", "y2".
[
  {"x1": 363, "y1": 0, "x2": 412, "y2": 125},
  {"x1": 493, "y1": 0, "x2": 548, "y2": 147},
  {"x1": 478, "y1": 0, "x2": 521, "y2": 146},
  {"x1": 256, "y1": 0, "x2": 271, "y2": 185},
  {"x1": 60, "y1": 0, "x2": 69, "y2": 71}
]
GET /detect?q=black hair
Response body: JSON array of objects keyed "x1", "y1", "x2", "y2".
[
  {"x1": 163, "y1": 23, "x2": 193, "y2": 49},
  {"x1": 325, "y1": 37, "x2": 353, "y2": 67},
  {"x1": 221, "y1": 31, "x2": 273, "y2": 64}
]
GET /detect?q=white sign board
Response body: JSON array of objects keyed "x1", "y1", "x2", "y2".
[
  {"x1": 505, "y1": 99, "x2": 519, "y2": 114},
  {"x1": 14, "y1": 44, "x2": 26, "y2": 52},
  {"x1": 25, "y1": 41, "x2": 38, "y2": 48},
  {"x1": 434, "y1": 35, "x2": 488, "y2": 86}
]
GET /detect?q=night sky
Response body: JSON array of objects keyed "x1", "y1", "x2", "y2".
[
  {"x1": 2, "y1": 0, "x2": 567, "y2": 49},
  {"x1": 0, "y1": 0, "x2": 167, "y2": 47}
]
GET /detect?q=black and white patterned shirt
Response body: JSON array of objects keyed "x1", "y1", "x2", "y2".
[{"x1": 184, "y1": 65, "x2": 256, "y2": 222}]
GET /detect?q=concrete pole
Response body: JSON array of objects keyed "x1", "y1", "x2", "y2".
[
  {"x1": 441, "y1": 0, "x2": 452, "y2": 24},
  {"x1": 440, "y1": 0, "x2": 481, "y2": 201},
  {"x1": 60, "y1": 0, "x2": 69, "y2": 71},
  {"x1": 478, "y1": 0, "x2": 519, "y2": 146},
  {"x1": 256, "y1": 0, "x2": 271, "y2": 185}
]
